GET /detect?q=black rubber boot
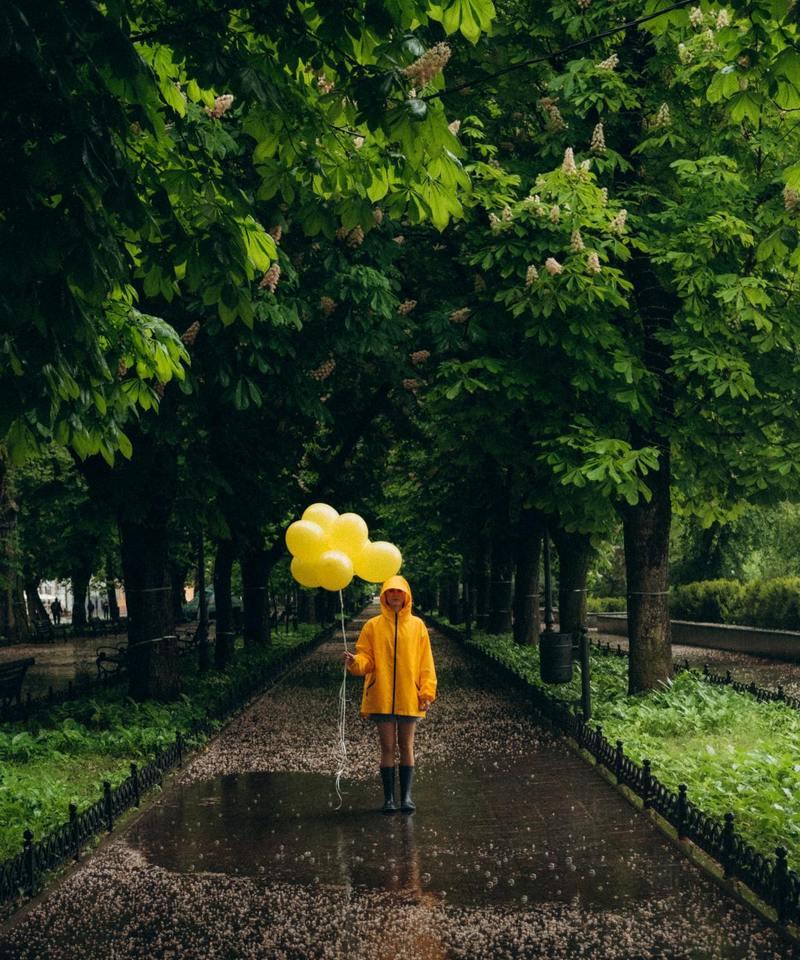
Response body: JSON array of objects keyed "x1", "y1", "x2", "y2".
[
  {"x1": 399, "y1": 765, "x2": 416, "y2": 813},
  {"x1": 380, "y1": 766, "x2": 397, "y2": 814}
]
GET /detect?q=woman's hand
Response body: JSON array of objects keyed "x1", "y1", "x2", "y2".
[
  {"x1": 342, "y1": 651, "x2": 356, "y2": 667},
  {"x1": 418, "y1": 696, "x2": 433, "y2": 712}
]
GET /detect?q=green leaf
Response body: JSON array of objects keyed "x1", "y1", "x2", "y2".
[
  {"x1": 117, "y1": 431, "x2": 133, "y2": 459},
  {"x1": 707, "y1": 67, "x2": 740, "y2": 104},
  {"x1": 727, "y1": 90, "x2": 763, "y2": 125}
]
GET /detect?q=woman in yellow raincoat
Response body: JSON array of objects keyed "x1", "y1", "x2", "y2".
[{"x1": 343, "y1": 575, "x2": 437, "y2": 813}]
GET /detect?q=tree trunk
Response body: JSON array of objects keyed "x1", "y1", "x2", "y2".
[
  {"x1": 25, "y1": 578, "x2": 49, "y2": 623},
  {"x1": 487, "y1": 472, "x2": 513, "y2": 634},
  {"x1": 553, "y1": 528, "x2": 594, "y2": 635},
  {"x1": 297, "y1": 588, "x2": 317, "y2": 624},
  {"x1": 0, "y1": 453, "x2": 30, "y2": 644},
  {"x1": 474, "y1": 532, "x2": 489, "y2": 630},
  {"x1": 214, "y1": 538, "x2": 235, "y2": 669},
  {"x1": 106, "y1": 553, "x2": 120, "y2": 621},
  {"x1": 442, "y1": 575, "x2": 460, "y2": 624},
  {"x1": 120, "y1": 518, "x2": 178, "y2": 700},
  {"x1": 70, "y1": 571, "x2": 90, "y2": 630},
  {"x1": 170, "y1": 565, "x2": 187, "y2": 623},
  {"x1": 512, "y1": 507, "x2": 543, "y2": 645},
  {"x1": 241, "y1": 546, "x2": 271, "y2": 646},
  {"x1": 623, "y1": 448, "x2": 672, "y2": 694}
]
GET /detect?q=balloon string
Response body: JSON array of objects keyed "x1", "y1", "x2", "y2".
[{"x1": 334, "y1": 588, "x2": 349, "y2": 810}]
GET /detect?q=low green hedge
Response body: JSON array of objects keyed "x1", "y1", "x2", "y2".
[
  {"x1": 586, "y1": 596, "x2": 627, "y2": 613},
  {"x1": 671, "y1": 577, "x2": 800, "y2": 631}
]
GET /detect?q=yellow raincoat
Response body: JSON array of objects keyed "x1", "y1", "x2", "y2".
[{"x1": 347, "y1": 575, "x2": 437, "y2": 718}]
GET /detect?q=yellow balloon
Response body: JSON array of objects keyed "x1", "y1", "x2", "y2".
[
  {"x1": 301, "y1": 503, "x2": 339, "y2": 533},
  {"x1": 285, "y1": 520, "x2": 326, "y2": 561},
  {"x1": 328, "y1": 513, "x2": 369, "y2": 557},
  {"x1": 291, "y1": 557, "x2": 321, "y2": 589},
  {"x1": 354, "y1": 541, "x2": 402, "y2": 583},
  {"x1": 317, "y1": 550, "x2": 354, "y2": 591}
]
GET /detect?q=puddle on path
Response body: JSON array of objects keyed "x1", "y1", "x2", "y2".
[{"x1": 130, "y1": 764, "x2": 686, "y2": 909}]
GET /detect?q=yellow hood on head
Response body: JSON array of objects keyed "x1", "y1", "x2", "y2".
[{"x1": 380, "y1": 575, "x2": 412, "y2": 616}]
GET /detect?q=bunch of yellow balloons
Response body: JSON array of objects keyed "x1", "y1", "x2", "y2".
[{"x1": 286, "y1": 504, "x2": 403, "y2": 591}]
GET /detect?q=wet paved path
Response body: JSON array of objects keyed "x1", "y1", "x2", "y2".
[{"x1": 0, "y1": 608, "x2": 797, "y2": 959}]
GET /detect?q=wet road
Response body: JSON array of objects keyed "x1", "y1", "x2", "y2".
[{"x1": 0, "y1": 609, "x2": 796, "y2": 959}]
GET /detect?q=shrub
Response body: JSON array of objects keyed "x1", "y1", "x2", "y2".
[
  {"x1": 670, "y1": 579, "x2": 743, "y2": 624},
  {"x1": 587, "y1": 596, "x2": 627, "y2": 613},
  {"x1": 670, "y1": 577, "x2": 800, "y2": 631},
  {"x1": 734, "y1": 577, "x2": 800, "y2": 631}
]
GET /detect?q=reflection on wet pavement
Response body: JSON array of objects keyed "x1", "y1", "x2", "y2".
[{"x1": 133, "y1": 765, "x2": 691, "y2": 910}]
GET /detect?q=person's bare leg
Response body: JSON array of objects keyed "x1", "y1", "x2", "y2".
[
  {"x1": 378, "y1": 722, "x2": 397, "y2": 813},
  {"x1": 397, "y1": 722, "x2": 416, "y2": 766},
  {"x1": 377, "y1": 722, "x2": 397, "y2": 766}
]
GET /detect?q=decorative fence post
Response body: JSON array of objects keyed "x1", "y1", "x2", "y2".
[
  {"x1": 130, "y1": 762, "x2": 140, "y2": 807},
  {"x1": 176, "y1": 731, "x2": 184, "y2": 769},
  {"x1": 722, "y1": 812, "x2": 736, "y2": 878},
  {"x1": 642, "y1": 759, "x2": 653, "y2": 809},
  {"x1": 774, "y1": 847, "x2": 790, "y2": 924},
  {"x1": 676, "y1": 784, "x2": 689, "y2": 840},
  {"x1": 23, "y1": 830, "x2": 35, "y2": 897},
  {"x1": 69, "y1": 803, "x2": 79, "y2": 861},
  {"x1": 594, "y1": 725, "x2": 604, "y2": 767},
  {"x1": 103, "y1": 780, "x2": 114, "y2": 833},
  {"x1": 614, "y1": 740, "x2": 624, "y2": 784}
]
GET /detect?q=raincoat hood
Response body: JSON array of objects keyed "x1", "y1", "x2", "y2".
[{"x1": 380, "y1": 575, "x2": 413, "y2": 618}]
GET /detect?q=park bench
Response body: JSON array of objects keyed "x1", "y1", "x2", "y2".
[
  {"x1": 0, "y1": 657, "x2": 35, "y2": 709},
  {"x1": 30, "y1": 618, "x2": 54, "y2": 643},
  {"x1": 95, "y1": 644, "x2": 128, "y2": 678}
]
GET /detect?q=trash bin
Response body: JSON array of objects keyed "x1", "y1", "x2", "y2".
[{"x1": 539, "y1": 632, "x2": 573, "y2": 684}]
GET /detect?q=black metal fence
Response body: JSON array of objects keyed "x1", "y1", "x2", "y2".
[
  {"x1": 591, "y1": 637, "x2": 800, "y2": 713},
  {"x1": 0, "y1": 622, "x2": 337, "y2": 908},
  {"x1": 428, "y1": 615, "x2": 800, "y2": 927}
]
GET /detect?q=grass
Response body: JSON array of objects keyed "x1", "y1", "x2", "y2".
[
  {"x1": 0, "y1": 626, "x2": 320, "y2": 862},
  {"x1": 464, "y1": 627, "x2": 800, "y2": 867}
]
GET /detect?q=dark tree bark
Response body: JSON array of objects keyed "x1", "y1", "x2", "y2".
[
  {"x1": 241, "y1": 545, "x2": 271, "y2": 646},
  {"x1": 487, "y1": 470, "x2": 513, "y2": 634},
  {"x1": 70, "y1": 569, "x2": 90, "y2": 631},
  {"x1": 120, "y1": 517, "x2": 178, "y2": 700},
  {"x1": 214, "y1": 538, "x2": 235, "y2": 669},
  {"x1": 297, "y1": 588, "x2": 317, "y2": 624},
  {"x1": 442, "y1": 575, "x2": 461, "y2": 624},
  {"x1": 106, "y1": 553, "x2": 120, "y2": 621},
  {"x1": 512, "y1": 507, "x2": 543, "y2": 645},
  {"x1": 0, "y1": 455, "x2": 30, "y2": 644},
  {"x1": 474, "y1": 531, "x2": 489, "y2": 630},
  {"x1": 170, "y1": 565, "x2": 187, "y2": 623},
  {"x1": 622, "y1": 448, "x2": 672, "y2": 694},
  {"x1": 25, "y1": 578, "x2": 49, "y2": 623},
  {"x1": 553, "y1": 527, "x2": 594, "y2": 635}
]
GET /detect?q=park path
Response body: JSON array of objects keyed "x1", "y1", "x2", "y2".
[{"x1": 0, "y1": 607, "x2": 797, "y2": 959}]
